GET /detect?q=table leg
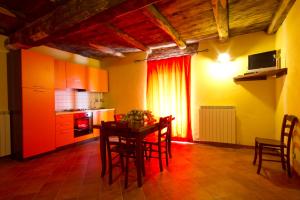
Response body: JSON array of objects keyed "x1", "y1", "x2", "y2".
[
  {"x1": 135, "y1": 135, "x2": 143, "y2": 187},
  {"x1": 100, "y1": 135, "x2": 106, "y2": 177}
]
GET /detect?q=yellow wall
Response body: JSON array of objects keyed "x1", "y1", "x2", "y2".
[
  {"x1": 275, "y1": 0, "x2": 300, "y2": 173},
  {"x1": 0, "y1": 35, "x2": 11, "y2": 156},
  {"x1": 192, "y1": 32, "x2": 277, "y2": 145},
  {"x1": 102, "y1": 32, "x2": 277, "y2": 146},
  {"x1": 101, "y1": 52, "x2": 147, "y2": 114}
]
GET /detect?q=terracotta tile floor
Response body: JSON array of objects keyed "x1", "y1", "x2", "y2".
[{"x1": 1, "y1": 141, "x2": 300, "y2": 200}]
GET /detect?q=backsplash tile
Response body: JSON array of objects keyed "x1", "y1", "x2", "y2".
[{"x1": 55, "y1": 89, "x2": 103, "y2": 111}]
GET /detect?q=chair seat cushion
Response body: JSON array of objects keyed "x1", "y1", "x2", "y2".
[{"x1": 255, "y1": 137, "x2": 286, "y2": 147}]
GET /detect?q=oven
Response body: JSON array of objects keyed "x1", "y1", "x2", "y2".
[{"x1": 74, "y1": 112, "x2": 93, "y2": 137}]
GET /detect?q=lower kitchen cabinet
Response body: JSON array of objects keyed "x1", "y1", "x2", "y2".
[
  {"x1": 92, "y1": 109, "x2": 115, "y2": 137},
  {"x1": 55, "y1": 114, "x2": 74, "y2": 147}
]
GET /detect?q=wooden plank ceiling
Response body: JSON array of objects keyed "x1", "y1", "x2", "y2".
[{"x1": 0, "y1": 0, "x2": 295, "y2": 59}]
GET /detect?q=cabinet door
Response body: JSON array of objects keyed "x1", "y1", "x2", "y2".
[
  {"x1": 55, "y1": 60, "x2": 67, "y2": 89},
  {"x1": 66, "y1": 62, "x2": 87, "y2": 89},
  {"x1": 88, "y1": 67, "x2": 100, "y2": 92},
  {"x1": 22, "y1": 88, "x2": 55, "y2": 158},
  {"x1": 98, "y1": 69, "x2": 108, "y2": 92},
  {"x1": 21, "y1": 50, "x2": 54, "y2": 89},
  {"x1": 55, "y1": 114, "x2": 74, "y2": 147}
]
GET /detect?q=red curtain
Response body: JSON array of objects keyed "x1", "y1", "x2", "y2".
[{"x1": 147, "y1": 55, "x2": 192, "y2": 141}]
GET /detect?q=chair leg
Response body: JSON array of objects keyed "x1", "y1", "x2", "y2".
[
  {"x1": 124, "y1": 155, "x2": 129, "y2": 189},
  {"x1": 287, "y1": 148, "x2": 292, "y2": 177},
  {"x1": 141, "y1": 153, "x2": 146, "y2": 176},
  {"x1": 168, "y1": 134, "x2": 172, "y2": 159},
  {"x1": 165, "y1": 141, "x2": 169, "y2": 166},
  {"x1": 158, "y1": 144, "x2": 163, "y2": 172},
  {"x1": 149, "y1": 144, "x2": 153, "y2": 160},
  {"x1": 253, "y1": 141, "x2": 258, "y2": 165},
  {"x1": 120, "y1": 154, "x2": 125, "y2": 172},
  {"x1": 280, "y1": 146, "x2": 286, "y2": 171},
  {"x1": 109, "y1": 160, "x2": 113, "y2": 185},
  {"x1": 257, "y1": 144, "x2": 263, "y2": 174}
]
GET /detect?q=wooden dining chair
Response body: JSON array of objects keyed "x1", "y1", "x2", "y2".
[
  {"x1": 143, "y1": 115, "x2": 172, "y2": 172},
  {"x1": 253, "y1": 114, "x2": 298, "y2": 177},
  {"x1": 100, "y1": 121, "x2": 135, "y2": 188}
]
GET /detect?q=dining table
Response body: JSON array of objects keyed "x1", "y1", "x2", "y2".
[{"x1": 93, "y1": 120, "x2": 160, "y2": 187}]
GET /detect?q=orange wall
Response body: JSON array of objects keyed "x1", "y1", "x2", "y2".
[{"x1": 275, "y1": 0, "x2": 300, "y2": 173}]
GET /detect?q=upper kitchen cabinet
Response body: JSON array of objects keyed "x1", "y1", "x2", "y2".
[
  {"x1": 88, "y1": 67, "x2": 108, "y2": 92},
  {"x1": 66, "y1": 62, "x2": 87, "y2": 90},
  {"x1": 21, "y1": 50, "x2": 55, "y2": 89},
  {"x1": 54, "y1": 60, "x2": 67, "y2": 89},
  {"x1": 98, "y1": 69, "x2": 108, "y2": 92}
]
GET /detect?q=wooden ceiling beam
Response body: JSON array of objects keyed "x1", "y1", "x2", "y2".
[
  {"x1": 142, "y1": 5, "x2": 186, "y2": 49},
  {"x1": 89, "y1": 43, "x2": 124, "y2": 57},
  {"x1": 6, "y1": 0, "x2": 159, "y2": 50},
  {"x1": 212, "y1": 0, "x2": 229, "y2": 41},
  {"x1": 0, "y1": 6, "x2": 16, "y2": 17},
  {"x1": 267, "y1": 0, "x2": 296, "y2": 34},
  {"x1": 105, "y1": 24, "x2": 149, "y2": 51}
]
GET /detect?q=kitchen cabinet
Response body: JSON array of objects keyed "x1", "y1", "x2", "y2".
[
  {"x1": 55, "y1": 60, "x2": 67, "y2": 89},
  {"x1": 98, "y1": 69, "x2": 108, "y2": 92},
  {"x1": 55, "y1": 114, "x2": 74, "y2": 147},
  {"x1": 92, "y1": 109, "x2": 115, "y2": 137},
  {"x1": 88, "y1": 67, "x2": 100, "y2": 92},
  {"x1": 88, "y1": 67, "x2": 109, "y2": 92},
  {"x1": 22, "y1": 88, "x2": 55, "y2": 158},
  {"x1": 66, "y1": 62, "x2": 87, "y2": 89},
  {"x1": 21, "y1": 50, "x2": 54, "y2": 89},
  {"x1": 8, "y1": 49, "x2": 55, "y2": 159}
]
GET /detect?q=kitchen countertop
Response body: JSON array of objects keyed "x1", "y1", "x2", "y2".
[{"x1": 55, "y1": 108, "x2": 115, "y2": 115}]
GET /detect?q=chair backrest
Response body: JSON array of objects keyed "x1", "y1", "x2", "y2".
[
  {"x1": 157, "y1": 115, "x2": 172, "y2": 142},
  {"x1": 114, "y1": 114, "x2": 126, "y2": 122},
  {"x1": 100, "y1": 121, "x2": 130, "y2": 138},
  {"x1": 281, "y1": 114, "x2": 298, "y2": 147}
]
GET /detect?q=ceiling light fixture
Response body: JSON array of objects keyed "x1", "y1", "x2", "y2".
[{"x1": 217, "y1": 53, "x2": 231, "y2": 63}]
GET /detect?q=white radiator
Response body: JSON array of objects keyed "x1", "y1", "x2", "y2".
[
  {"x1": 0, "y1": 111, "x2": 11, "y2": 156},
  {"x1": 199, "y1": 106, "x2": 236, "y2": 144}
]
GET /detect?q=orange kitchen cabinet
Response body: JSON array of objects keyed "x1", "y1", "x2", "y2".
[
  {"x1": 88, "y1": 67, "x2": 108, "y2": 92},
  {"x1": 55, "y1": 114, "x2": 74, "y2": 147},
  {"x1": 66, "y1": 62, "x2": 87, "y2": 89},
  {"x1": 22, "y1": 87, "x2": 55, "y2": 158},
  {"x1": 8, "y1": 49, "x2": 56, "y2": 160},
  {"x1": 88, "y1": 67, "x2": 100, "y2": 92},
  {"x1": 93, "y1": 109, "x2": 115, "y2": 137},
  {"x1": 55, "y1": 60, "x2": 67, "y2": 89},
  {"x1": 21, "y1": 50, "x2": 55, "y2": 89},
  {"x1": 98, "y1": 69, "x2": 108, "y2": 92}
]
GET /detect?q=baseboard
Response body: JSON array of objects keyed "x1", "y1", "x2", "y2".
[
  {"x1": 4, "y1": 137, "x2": 99, "y2": 161},
  {"x1": 194, "y1": 141, "x2": 254, "y2": 149}
]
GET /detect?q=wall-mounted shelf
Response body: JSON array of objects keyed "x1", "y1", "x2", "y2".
[{"x1": 234, "y1": 68, "x2": 287, "y2": 82}]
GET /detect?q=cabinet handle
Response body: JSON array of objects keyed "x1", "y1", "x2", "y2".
[{"x1": 33, "y1": 89, "x2": 46, "y2": 93}]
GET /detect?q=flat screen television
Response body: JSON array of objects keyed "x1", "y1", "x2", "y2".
[{"x1": 248, "y1": 50, "x2": 277, "y2": 72}]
